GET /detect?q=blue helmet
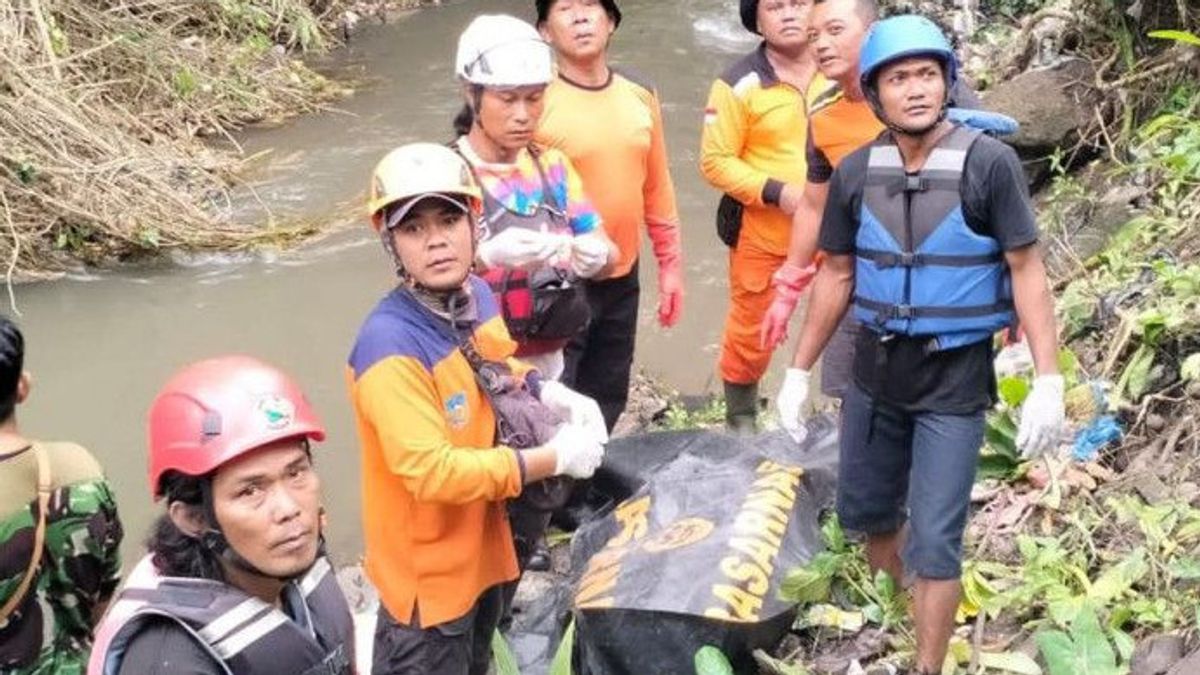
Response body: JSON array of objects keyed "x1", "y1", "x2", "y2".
[{"x1": 858, "y1": 15, "x2": 957, "y2": 93}]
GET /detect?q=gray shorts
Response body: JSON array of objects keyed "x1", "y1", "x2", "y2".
[
  {"x1": 836, "y1": 382, "x2": 985, "y2": 579},
  {"x1": 820, "y1": 314, "x2": 858, "y2": 399}
]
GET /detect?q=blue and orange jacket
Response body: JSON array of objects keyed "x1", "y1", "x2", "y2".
[{"x1": 346, "y1": 276, "x2": 529, "y2": 628}]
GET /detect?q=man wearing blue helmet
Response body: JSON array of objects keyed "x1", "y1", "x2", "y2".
[{"x1": 783, "y1": 15, "x2": 1064, "y2": 673}]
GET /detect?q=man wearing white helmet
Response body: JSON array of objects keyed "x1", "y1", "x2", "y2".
[
  {"x1": 451, "y1": 14, "x2": 617, "y2": 385},
  {"x1": 351, "y1": 142, "x2": 608, "y2": 674}
]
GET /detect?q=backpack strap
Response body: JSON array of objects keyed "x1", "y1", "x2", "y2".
[{"x1": 0, "y1": 443, "x2": 52, "y2": 623}]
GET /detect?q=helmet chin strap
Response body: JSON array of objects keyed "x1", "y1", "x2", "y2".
[{"x1": 865, "y1": 75, "x2": 952, "y2": 138}]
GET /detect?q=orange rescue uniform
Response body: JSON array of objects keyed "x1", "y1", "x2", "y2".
[
  {"x1": 347, "y1": 277, "x2": 529, "y2": 628},
  {"x1": 536, "y1": 69, "x2": 682, "y2": 279},
  {"x1": 700, "y1": 44, "x2": 830, "y2": 384},
  {"x1": 805, "y1": 89, "x2": 885, "y2": 184}
]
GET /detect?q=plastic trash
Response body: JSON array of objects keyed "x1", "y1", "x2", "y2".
[{"x1": 1073, "y1": 414, "x2": 1122, "y2": 461}]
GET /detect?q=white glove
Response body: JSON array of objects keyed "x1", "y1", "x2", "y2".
[
  {"x1": 776, "y1": 368, "x2": 812, "y2": 444},
  {"x1": 477, "y1": 228, "x2": 560, "y2": 270},
  {"x1": 539, "y1": 380, "x2": 609, "y2": 444},
  {"x1": 1017, "y1": 374, "x2": 1065, "y2": 459},
  {"x1": 550, "y1": 423, "x2": 605, "y2": 478},
  {"x1": 570, "y1": 234, "x2": 610, "y2": 278}
]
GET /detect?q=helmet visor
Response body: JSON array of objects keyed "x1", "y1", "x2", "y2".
[{"x1": 383, "y1": 193, "x2": 469, "y2": 231}]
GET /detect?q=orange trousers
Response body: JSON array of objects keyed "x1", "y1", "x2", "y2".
[{"x1": 718, "y1": 240, "x2": 786, "y2": 384}]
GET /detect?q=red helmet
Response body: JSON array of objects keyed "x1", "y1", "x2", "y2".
[{"x1": 147, "y1": 355, "x2": 326, "y2": 500}]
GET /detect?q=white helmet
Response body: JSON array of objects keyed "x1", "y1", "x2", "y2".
[{"x1": 455, "y1": 14, "x2": 554, "y2": 88}]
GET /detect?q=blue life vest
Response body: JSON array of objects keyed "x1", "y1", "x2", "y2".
[{"x1": 852, "y1": 124, "x2": 1014, "y2": 351}]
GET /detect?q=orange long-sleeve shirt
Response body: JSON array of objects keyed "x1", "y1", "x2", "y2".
[
  {"x1": 536, "y1": 69, "x2": 682, "y2": 279},
  {"x1": 700, "y1": 44, "x2": 831, "y2": 256},
  {"x1": 347, "y1": 277, "x2": 529, "y2": 628}
]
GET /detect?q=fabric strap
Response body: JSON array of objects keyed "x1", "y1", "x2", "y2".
[{"x1": 0, "y1": 443, "x2": 52, "y2": 623}]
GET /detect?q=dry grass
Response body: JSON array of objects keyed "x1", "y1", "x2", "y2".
[{"x1": 0, "y1": 0, "x2": 347, "y2": 279}]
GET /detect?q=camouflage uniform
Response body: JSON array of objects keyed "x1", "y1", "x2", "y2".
[{"x1": 0, "y1": 442, "x2": 123, "y2": 675}]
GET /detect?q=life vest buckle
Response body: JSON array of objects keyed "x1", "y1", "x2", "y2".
[
  {"x1": 904, "y1": 176, "x2": 928, "y2": 192},
  {"x1": 873, "y1": 251, "x2": 923, "y2": 269},
  {"x1": 892, "y1": 305, "x2": 914, "y2": 319}
]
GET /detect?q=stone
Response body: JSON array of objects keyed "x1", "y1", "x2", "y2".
[
  {"x1": 1133, "y1": 472, "x2": 1173, "y2": 505},
  {"x1": 982, "y1": 58, "x2": 1099, "y2": 157},
  {"x1": 1131, "y1": 634, "x2": 1185, "y2": 675},
  {"x1": 1166, "y1": 645, "x2": 1200, "y2": 675}
]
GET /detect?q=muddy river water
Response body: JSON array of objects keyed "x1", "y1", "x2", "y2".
[{"x1": 15, "y1": 0, "x2": 800, "y2": 561}]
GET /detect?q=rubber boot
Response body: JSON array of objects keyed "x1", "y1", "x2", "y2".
[{"x1": 723, "y1": 380, "x2": 759, "y2": 434}]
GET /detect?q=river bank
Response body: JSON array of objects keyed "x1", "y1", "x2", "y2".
[{"x1": 0, "y1": 0, "x2": 445, "y2": 281}]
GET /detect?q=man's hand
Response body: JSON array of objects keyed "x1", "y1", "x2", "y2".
[
  {"x1": 1017, "y1": 374, "x2": 1065, "y2": 459},
  {"x1": 549, "y1": 424, "x2": 605, "y2": 478},
  {"x1": 539, "y1": 381, "x2": 608, "y2": 444},
  {"x1": 776, "y1": 368, "x2": 812, "y2": 444}
]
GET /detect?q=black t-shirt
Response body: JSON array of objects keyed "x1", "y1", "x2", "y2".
[{"x1": 818, "y1": 129, "x2": 1040, "y2": 413}]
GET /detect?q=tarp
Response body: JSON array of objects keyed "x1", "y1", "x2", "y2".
[{"x1": 565, "y1": 417, "x2": 839, "y2": 674}]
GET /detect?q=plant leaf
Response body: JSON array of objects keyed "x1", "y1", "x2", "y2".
[
  {"x1": 1168, "y1": 556, "x2": 1200, "y2": 580},
  {"x1": 1148, "y1": 29, "x2": 1200, "y2": 46},
  {"x1": 1088, "y1": 549, "x2": 1149, "y2": 602},
  {"x1": 998, "y1": 376, "x2": 1032, "y2": 408},
  {"x1": 797, "y1": 604, "x2": 864, "y2": 632},
  {"x1": 550, "y1": 620, "x2": 575, "y2": 675},
  {"x1": 1117, "y1": 344, "x2": 1155, "y2": 400},
  {"x1": 492, "y1": 630, "x2": 521, "y2": 675},
  {"x1": 695, "y1": 646, "x2": 735, "y2": 675},
  {"x1": 978, "y1": 651, "x2": 1043, "y2": 675},
  {"x1": 1182, "y1": 353, "x2": 1200, "y2": 382},
  {"x1": 1035, "y1": 630, "x2": 1077, "y2": 675}
]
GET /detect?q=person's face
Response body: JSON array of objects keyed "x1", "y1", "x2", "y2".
[
  {"x1": 210, "y1": 439, "x2": 322, "y2": 579},
  {"x1": 475, "y1": 85, "x2": 545, "y2": 151},
  {"x1": 539, "y1": 0, "x2": 614, "y2": 62},
  {"x1": 808, "y1": 0, "x2": 870, "y2": 82},
  {"x1": 757, "y1": 0, "x2": 813, "y2": 53},
  {"x1": 389, "y1": 198, "x2": 474, "y2": 290},
  {"x1": 875, "y1": 57, "x2": 948, "y2": 133}
]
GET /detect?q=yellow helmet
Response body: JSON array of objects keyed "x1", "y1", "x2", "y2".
[{"x1": 367, "y1": 143, "x2": 482, "y2": 232}]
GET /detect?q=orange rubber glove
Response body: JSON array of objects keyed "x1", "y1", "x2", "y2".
[
  {"x1": 657, "y1": 260, "x2": 684, "y2": 328},
  {"x1": 759, "y1": 260, "x2": 819, "y2": 349},
  {"x1": 647, "y1": 216, "x2": 684, "y2": 328}
]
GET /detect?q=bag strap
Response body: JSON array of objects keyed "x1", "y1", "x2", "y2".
[
  {"x1": 0, "y1": 443, "x2": 52, "y2": 623},
  {"x1": 395, "y1": 289, "x2": 491, "y2": 374}
]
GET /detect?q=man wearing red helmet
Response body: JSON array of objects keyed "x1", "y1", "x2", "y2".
[
  {"x1": 88, "y1": 355, "x2": 355, "y2": 675},
  {"x1": 351, "y1": 143, "x2": 606, "y2": 674}
]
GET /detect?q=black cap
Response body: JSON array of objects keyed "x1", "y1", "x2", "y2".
[
  {"x1": 535, "y1": 0, "x2": 622, "y2": 29},
  {"x1": 740, "y1": 0, "x2": 759, "y2": 33}
]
